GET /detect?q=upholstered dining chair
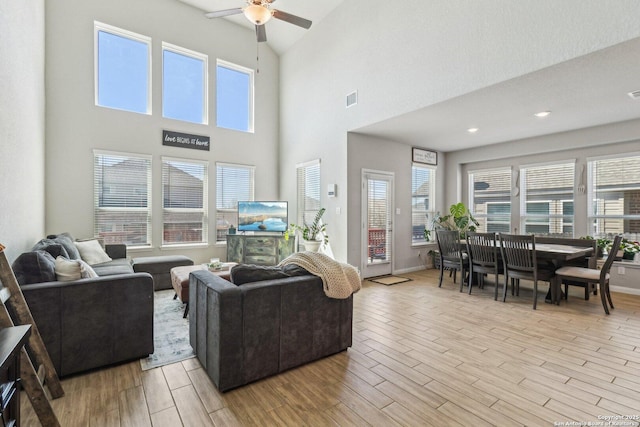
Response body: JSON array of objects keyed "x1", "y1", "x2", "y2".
[
  {"x1": 498, "y1": 233, "x2": 555, "y2": 309},
  {"x1": 466, "y1": 232, "x2": 502, "y2": 300},
  {"x1": 435, "y1": 230, "x2": 469, "y2": 291},
  {"x1": 554, "y1": 235, "x2": 622, "y2": 315}
]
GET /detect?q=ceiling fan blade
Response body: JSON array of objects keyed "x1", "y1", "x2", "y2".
[
  {"x1": 256, "y1": 24, "x2": 267, "y2": 42},
  {"x1": 205, "y1": 8, "x2": 243, "y2": 19},
  {"x1": 272, "y1": 9, "x2": 312, "y2": 29}
]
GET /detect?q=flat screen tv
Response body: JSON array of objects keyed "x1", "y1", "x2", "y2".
[{"x1": 237, "y1": 201, "x2": 288, "y2": 233}]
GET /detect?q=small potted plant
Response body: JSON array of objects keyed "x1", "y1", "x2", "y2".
[
  {"x1": 431, "y1": 202, "x2": 479, "y2": 239},
  {"x1": 285, "y1": 208, "x2": 329, "y2": 252}
]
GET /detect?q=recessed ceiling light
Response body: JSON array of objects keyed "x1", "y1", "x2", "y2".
[
  {"x1": 467, "y1": 128, "x2": 479, "y2": 133},
  {"x1": 534, "y1": 111, "x2": 551, "y2": 118}
]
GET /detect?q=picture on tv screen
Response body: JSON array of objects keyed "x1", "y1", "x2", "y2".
[{"x1": 237, "y1": 201, "x2": 288, "y2": 232}]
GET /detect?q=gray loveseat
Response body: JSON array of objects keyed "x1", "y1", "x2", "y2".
[
  {"x1": 11, "y1": 234, "x2": 154, "y2": 377},
  {"x1": 189, "y1": 266, "x2": 353, "y2": 392}
]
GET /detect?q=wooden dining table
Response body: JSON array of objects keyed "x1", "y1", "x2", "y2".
[{"x1": 460, "y1": 240, "x2": 594, "y2": 304}]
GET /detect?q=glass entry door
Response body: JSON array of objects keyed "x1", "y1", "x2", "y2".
[{"x1": 361, "y1": 170, "x2": 394, "y2": 278}]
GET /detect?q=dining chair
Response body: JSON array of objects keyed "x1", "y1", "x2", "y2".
[
  {"x1": 535, "y1": 236, "x2": 597, "y2": 300},
  {"x1": 435, "y1": 230, "x2": 469, "y2": 291},
  {"x1": 554, "y1": 235, "x2": 622, "y2": 315},
  {"x1": 465, "y1": 232, "x2": 502, "y2": 300},
  {"x1": 498, "y1": 233, "x2": 555, "y2": 309}
]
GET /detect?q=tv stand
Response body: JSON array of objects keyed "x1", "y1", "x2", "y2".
[{"x1": 226, "y1": 234, "x2": 295, "y2": 266}]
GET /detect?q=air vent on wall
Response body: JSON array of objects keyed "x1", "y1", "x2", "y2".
[
  {"x1": 346, "y1": 91, "x2": 358, "y2": 108},
  {"x1": 628, "y1": 90, "x2": 640, "y2": 100}
]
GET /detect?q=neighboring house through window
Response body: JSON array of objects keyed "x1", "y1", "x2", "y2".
[
  {"x1": 94, "y1": 150, "x2": 152, "y2": 247},
  {"x1": 216, "y1": 163, "x2": 255, "y2": 243},
  {"x1": 469, "y1": 167, "x2": 512, "y2": 234},
  {"x1": 216, "y1": 59, "x2": 254, "y2": 132},
  {"x1": 95, "y1": 22, "x2": 151, "y2": 114},
  {"x1": 162, "y1": 43, "x2": 208, "y2": 124},
  {"x1": 162, "y1": 158, "x2": 208, "y2": 246}
]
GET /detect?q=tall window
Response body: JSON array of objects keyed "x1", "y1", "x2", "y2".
[
  {"x1": 216, "y1": 163, "x2": 255, "y2": 243},
  {"x1": 521, "y1": 161, "x2": 575, "y2": 236},
  {"x1": 468, "y1": 168, "x2": 511, "y2": 233},
  {"x1": 94, "y1": 150, "x2": 152, "y2": 247},
  {"x1": 412, "y1": 164, "x2": 436, "y2": 244},
  {"x1": 94, "y1": 22, "x2": 151, "y2": 114},
  {"x1": 162, "y1": 158, "x2": 208, "y2": 246},
  {"x1": 216, "y1": 59, "x2": 254, "y2": 132},
  {"x1": 162, "y1": 43, "x2": 208, "y2": 124},
  {"x1": 588, "y1": 154, "x2": 640, "y2": 241},
  {"x1": 296, "y1": 160, "x2": 321, "y2": 226}
]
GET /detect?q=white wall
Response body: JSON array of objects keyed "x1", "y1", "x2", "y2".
[
  {"x1": 0, "y1": 0, "x2": 46, "y2": 263},
  {"x1": 280, "y1": 0, "x2": 640, "y2": 262},
  {"x1": 44, "y1": 0, "x2": 280, "y2": 264}
]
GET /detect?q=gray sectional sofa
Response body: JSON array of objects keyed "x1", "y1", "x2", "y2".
[
  {"x1": 189, "y1": 266, "x2": 353, "y2": 392},
  {"x1": 11, "y1": 234, "x2": 154, "y2": 377}
]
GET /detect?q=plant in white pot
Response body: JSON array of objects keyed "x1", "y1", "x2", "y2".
[{"x1": 285, "y1": 208, "x2": 329, "y2": 252}]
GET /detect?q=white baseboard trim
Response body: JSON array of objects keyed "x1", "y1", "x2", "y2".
[
  {"x1": 610, "y1": 285, "x2": 640, "y2": 296},
  {"x1": 393, "y1": 266, "x2": 426, "y2": 275}
]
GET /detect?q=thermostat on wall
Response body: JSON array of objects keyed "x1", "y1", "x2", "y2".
[{"x1": 327, "y1": 184, "x2": 337, "y2": 197}]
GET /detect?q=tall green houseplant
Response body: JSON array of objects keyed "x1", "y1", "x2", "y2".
[{"x1": 431, "y1": 202, "x2": 479, "y2": 238}]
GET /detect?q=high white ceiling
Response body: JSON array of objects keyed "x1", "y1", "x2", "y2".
[{"x1": 177, "y1": 0, "x2": 345, "y2": 54}]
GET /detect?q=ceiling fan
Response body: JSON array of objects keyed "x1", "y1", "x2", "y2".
[{"x1": 205, "y1": 0, "x2": 312, "y2": 43}]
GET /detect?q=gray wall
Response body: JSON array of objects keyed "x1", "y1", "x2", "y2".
[
  {"x1": 44, "y1": 0, "x2": 280, "y2": 264},
  {"x1": 280, "y1": 0, "x2": 640, "y2": 262},
  {"x1": 0, "y1": 0, "x2": 46, "y2": 262}
]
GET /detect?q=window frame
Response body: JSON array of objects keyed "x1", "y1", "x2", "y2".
[
  {"x1": 161, "y1": 157, "x2": 209, "y2": 248},
  {"x1": 94, "y1": 21, "x2": 152, "y2": 115},
  {"x1": 411, "y1": 163, "x2": 436, "y2": 245},
  {"x1": 296, "y1": 159, "x2": 321, "y2": 228},
  {"x1": 216, "y1": 59, "x2": 255, "y2": 133},
  {"x1": 162, "y1": 42, "x2": 208, "y2": 124},
  {"x1": 468, "y1": 167, "x2": 512, "y2": 234},
  {"x1": 93, "y1": 149, "x2": 152, "y2": 248},
  {"x1": 215, "y1": 162, "x2": 256, "y2": 244}
]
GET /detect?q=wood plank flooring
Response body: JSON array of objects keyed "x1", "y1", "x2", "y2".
[{"x1": 21, "y1": 270, "x2": 640, "y2": 426}]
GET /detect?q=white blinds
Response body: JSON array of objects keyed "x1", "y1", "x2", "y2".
[
  {"x1": 521, "y1": 162, "x2": 574, "y2": 236},
  {"x1": 93, "y1": 150, "x2": 152, "y2": 247},
  {"x1": 216, "y1": 163, "x2": 255, "y2": 242},
  {"x1": 296, "y1": 160, "x2": 320, "y2": 226},
  {"x1": 468, "y1": 168, "x2": 511, "y2": 233},
  {"x1": 162, "y1": 158, "x2": 208, "y2": 245},
  {"x1": 411, "y1": 164, "x2": 435, "y2": 244},
  {"x1": 589, "y1": 154, "x2": 640, "y2": 239}
]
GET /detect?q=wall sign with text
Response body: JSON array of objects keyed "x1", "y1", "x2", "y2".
[
  {"x1": 163, "y1": 130, "x2": 210, "y2": 151},
  {"x1": 412, "y1": 148, "x2": 437, "y2": 165}
]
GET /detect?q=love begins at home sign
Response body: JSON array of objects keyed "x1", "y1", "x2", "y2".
[{"x1": 163, "y1": 130, "x2": 210, "y2": 151}]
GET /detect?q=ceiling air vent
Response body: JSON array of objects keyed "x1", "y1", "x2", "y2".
[
  {"x1": 346, "y1": 91, "x2": 358, "y2": 108},
  {"x1": 628, "y1": 90, "x2": 640, "y2": 100}
]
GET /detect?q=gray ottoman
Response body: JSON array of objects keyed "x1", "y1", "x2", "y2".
[{"x1": 132, "y1": 255, "x2": 194, "y2": 291}]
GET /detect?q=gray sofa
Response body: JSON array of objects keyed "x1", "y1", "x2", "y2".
[
  {"x1": 189, "y1": 267, "x2": 353, "y2": 392},
  {"x1": 11, "y1": 235, "x2": 154, "y2": 377}
]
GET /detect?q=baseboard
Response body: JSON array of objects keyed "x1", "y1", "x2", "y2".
[
  {"x1": 610, "y1": 285, "x2": 640, "y2": 296},
  {"x1": 393, "y1": 266, "x2": 427, "y2": 275}
]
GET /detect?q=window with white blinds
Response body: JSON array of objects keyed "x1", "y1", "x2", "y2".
[
  {"x1": 296, "y1": 160, "x2": 321, "y2": 226},
  {"x1": 216, "y1": 163, "x2": 255, "y2": 243},
  {"x1": 468, "y1": 167, "x2": 511, "y2": 233},
  {"x1": 162, "y1": 158, "x2": 208, "y2": 246},
  {"x1": 588, "y1": 154, "x2": 640, "y2": 241},
  {"x1": 93, "y1": 150, "x2": 152, "y2": 247},
  {"x1": 520, "y1": 161, "x2": 575, "y2": 236},
  {"x1": 411, "y1": 164, "x2": 436, "y2": 244}
]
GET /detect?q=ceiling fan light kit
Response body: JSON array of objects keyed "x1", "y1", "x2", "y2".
[{"x1": 206, "y1": 0, "x2": 312, "y2": 43}]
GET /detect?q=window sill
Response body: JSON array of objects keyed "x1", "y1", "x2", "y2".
[{"x1": 160, "y1": 243, "x2": 209, "y2": 250}]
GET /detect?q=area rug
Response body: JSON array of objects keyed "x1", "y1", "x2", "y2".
[
  {"x1": 140, "y1": 289, "x2": 195, "y2": 371},
  {"x1": 368, "y1": 275, "x2": 412, "y2": 286}
]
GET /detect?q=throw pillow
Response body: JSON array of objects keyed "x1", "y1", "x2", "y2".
[
  {"x1": 49, "y1": 233, "x2": 81, "y2": 260},
  {"x1": 31, "y1": 240, "x2": 70, "y2": 259},
  {"x1": 11, "y1": 251, "x2": 57, "y2": 285},
  {"x1": 55, "y1": 256, "x2": 81, "y2": 282},
  {"x1": 78, "y1": 259, "x2": 99, "y2": 279},
  {"x1": 74, "y1": 239, "x2": 112, "y2": 265}
]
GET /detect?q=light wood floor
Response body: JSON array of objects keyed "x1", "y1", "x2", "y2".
[{"x1": 21, "y1": 270, "x2": 640, "y2": 426}]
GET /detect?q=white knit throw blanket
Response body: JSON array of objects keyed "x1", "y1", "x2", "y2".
[{"x1": 279, "y1": 251, "x2": 361, "y2": 299}]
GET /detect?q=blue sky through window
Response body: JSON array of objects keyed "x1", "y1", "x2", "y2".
[
  {"x1": 163, "y1": 49, "x2": 206, "y2": 124},
  {"x1": 217, "y1": 65, "x2": 251, "y2": 132},
  {"x1": 97, "y1": 30, "x2": 149, "y2": 114}
]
